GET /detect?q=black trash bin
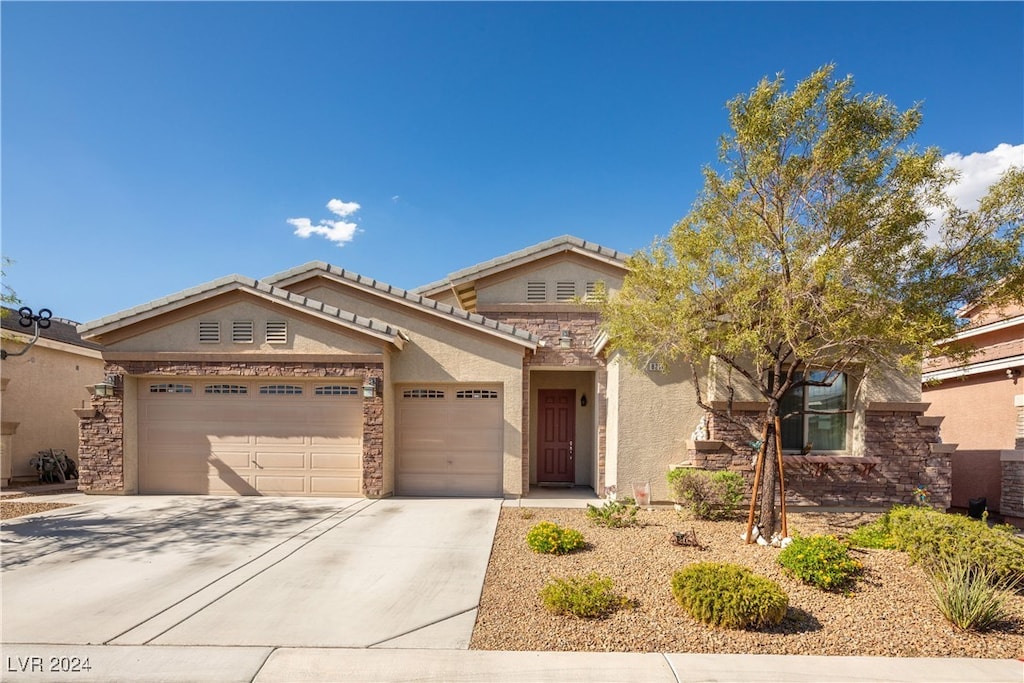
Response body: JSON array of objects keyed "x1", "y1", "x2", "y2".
[{"x1": 967, "y1": 497, "x2": 987, "y2": 519}]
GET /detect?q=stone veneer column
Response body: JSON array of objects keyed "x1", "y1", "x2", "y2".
[
  {"x1": 1015, "y1": 395, "x2": 1024, "y2": 450},
  {"x1": 361, "y1": 368, "x2": 385, "y2": 497},
  {"x1": 76, "y1": 370, "x2": 126, "y2": 493},
  {"x1": 1001, "y1": 450, "x2": 1024, "y2": 520}
]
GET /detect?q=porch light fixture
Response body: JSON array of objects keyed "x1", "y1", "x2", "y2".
[
  {"x1": 362, "y1": 377, "x2": 381, "y2": 399},
  {"x1": 580, "y1": 393, "x2": 587, "y2": 407},
  {"x1": 87, "y1": 380, "x2": 116, "y2": 398}
]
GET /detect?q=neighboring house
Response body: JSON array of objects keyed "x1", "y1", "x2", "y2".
[
  {"x1": 1, "y1": 308, "x2": 105, "y2": 485},
  {"x1": 922, "y1": 300, "x2": 1024, "y2": 522},
  {"x1": 74, "y1": 235, "x2": 949, "y2": 507}
]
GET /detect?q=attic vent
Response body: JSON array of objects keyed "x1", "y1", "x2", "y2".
[
  {"x1": 266, "y1": 321, "x2": 288, "y2": 344},
  {"x1": 403, "y1": 388, "x2": 445, "y2": 399},
  {"x1": 149, "y1": 383, "x2": 193, "y2": 394},
  {"x1": 527, "y1": 281, "x2": 547, "y2": 302},
  {"x1": 456, "y1": 389, "x2": 499, "y2": 400},
  {"x1": 315, "y1": 385, "x2": 359, "y2": 396},
  {"x1": 204, "y1": 385, "x2": 248, "y2": 395},
  {"x1": 232, "y1": 321, "x2": 254, "y2": 343},
  {"x1": 556, "y1": 281, "x2": 576, "y2": 301},
  {"x1": 199, "y1": 321, "x2": 220, "y2": 343},
  {"x1": 259, "y1": 384, "x2": 303, "y2": 395},
  {"x1": 585, "y1": 281, "x2": 604, "y2": 302}
]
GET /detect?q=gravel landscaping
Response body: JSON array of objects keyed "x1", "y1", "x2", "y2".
[
  {"x1": 0, "y1": 494, "x2": 77, "y2": 520},
  {"x1": 471, "y1": 507, "x2": 1024, "y2": 658}
]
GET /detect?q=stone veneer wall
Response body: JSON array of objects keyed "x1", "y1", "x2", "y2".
[
  {"x1": 688, "y1": 406, "x2": 951, "y2": 509},
  {"x1": 1001, "y1": 452, "x2": 1024, "y2": 520},
  {"x1": 487, "y1": 310, "x2": 608, "y2": 495},
  {"x1": 77, "y1": 360, "x2": 385, "y2": 496}
]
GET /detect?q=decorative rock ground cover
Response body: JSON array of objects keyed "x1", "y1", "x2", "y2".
[{"x1": 470, "y1": 507, "x2": 1024, "y2": 657}]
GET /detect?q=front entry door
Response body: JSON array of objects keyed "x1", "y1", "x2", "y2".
[{"x1": 537, "y1": 389, "x2": 576, "y2": 483}]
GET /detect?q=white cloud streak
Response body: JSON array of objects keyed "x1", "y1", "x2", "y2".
[
  {"x1": 942, "y1": 143, "x2": 1023, "y2": 210},
  {"x1": 288, "y1": 198, "x2": 362, "y2": 247}
]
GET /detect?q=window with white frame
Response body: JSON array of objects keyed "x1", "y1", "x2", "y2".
[
  {"x1": 204, "y1": 384, "x2": 248, "y2": 395},
  {"x1": 259, "y1": 384, "x2": 303, "y2": 395},
  {"x1": 149, "y1": 383, "x2": 193, "y2": 394},
  {"x1": 780, "y1": 371, "x2": 848, "y2": 452},
  {"x1": 315, "y1": 385, "x2": 359, "y2": 396},
  {"x1": 232, "y1": 320, "x2": 254, "y2": 343}
]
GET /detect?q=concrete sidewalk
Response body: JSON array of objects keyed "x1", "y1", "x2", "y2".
[{"x1": 0, "y1": 644, "x2": 1019, "y2": 682}]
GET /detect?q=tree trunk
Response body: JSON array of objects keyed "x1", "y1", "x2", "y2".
[{"x1": 758, "y1": 408, "x2": 780, "y2": 539}]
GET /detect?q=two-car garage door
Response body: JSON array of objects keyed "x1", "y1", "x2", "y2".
[{"x1": 138, "y1": 379, "x2": 363, "y2": 496}]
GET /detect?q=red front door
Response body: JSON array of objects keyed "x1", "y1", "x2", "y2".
[{"x1": 537, "y1": 389, "x2": 576, "y2": 483}]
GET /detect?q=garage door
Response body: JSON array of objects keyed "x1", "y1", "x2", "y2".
[
  {"x1": 138, "y1": 379, "x2": 362, "y2": 496},
  {"x1": 396, "y1": 385, "x2": 503, "y2": 496}
]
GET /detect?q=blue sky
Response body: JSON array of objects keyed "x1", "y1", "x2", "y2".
[{"x1": 3, "y1": 1, "x2": 1022, "y2": 324}]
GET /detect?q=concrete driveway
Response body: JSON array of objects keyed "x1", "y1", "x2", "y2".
[{"x1": 1, "y1": 495, "x2": 501, "y2": 649}]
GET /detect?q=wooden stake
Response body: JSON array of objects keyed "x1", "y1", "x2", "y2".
[
  {"x1": 744, "y1": 423, "x2": 770, "y2": 544},
  {"x1": 774, "y1": 416, "x2": 788, "y2": 539}
]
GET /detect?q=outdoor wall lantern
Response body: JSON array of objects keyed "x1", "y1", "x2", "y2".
[
  {"x1": 362, "y1": 377, "x2": 381, "y2": 399},
  {"x1": 87, "y1": 374, "x2": 119, "y2": 398},
  {"x1": 559, "y1": 329, "x2": 572, "y2": 349},
  {"x1": 580, "y1": 393, "x2": 588, "y2": 407}
]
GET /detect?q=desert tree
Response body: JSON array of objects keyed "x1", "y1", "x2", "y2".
[{"x1": 601, "y1": 65, "x2": 1023, "y2": 540}]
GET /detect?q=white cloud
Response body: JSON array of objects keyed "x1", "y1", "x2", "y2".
[
  {"x1": 287, "y1": 198, "x2": 362, "y2": 247},
  {"x1": 326, "y1": 198, "x2": 361, "y2": 217},
  {"x1": 942, "y1": 143, "x2": 1024, "y2": 210}
]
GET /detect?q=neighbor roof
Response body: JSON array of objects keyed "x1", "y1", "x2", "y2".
[
  {"x1": 77, "y1": 275, "x2": 406, "y2": 348},
  {"x1": 1, "y1": 307, "x2": 104, "y2": 351},
  {"x1": 263, "y1": 262, "x2": 540, "y2": 349}
]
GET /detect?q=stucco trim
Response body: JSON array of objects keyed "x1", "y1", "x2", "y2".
[
  {"x1": 865, "y1": 401, "x2": 930, "y2": 412},
  {"x1": 102, "y1": 352, "x2": 386, "y2": 363},
  {"x1": 917, "y1": 416, "x2": 945, "y2": 427}
]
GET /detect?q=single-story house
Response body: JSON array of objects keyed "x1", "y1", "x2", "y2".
[
  {"x1": 1, "y1": 308, "x2": 105, "y2": 485},
  {"x1": 75, "y1": 235, "x2": 951, "y2": 506}
]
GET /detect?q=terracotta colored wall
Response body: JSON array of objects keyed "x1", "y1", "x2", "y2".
[{"x1": 924, "y1": 372, "x2": 1019, "y2": 450}]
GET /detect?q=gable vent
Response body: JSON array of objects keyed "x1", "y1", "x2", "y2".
[
  {"x1": 199, "y1": 321, "x2": 220, "y2": 343},
  {"x1": 232, "y1": 320, "x2": 254, "y2": 343},
  {"x1": 527, "y1": 281, "x2": 547, "y2": 302},
  {"x1": 585, "y1": 281, "x2": 604, "y2": 302},
  {"x1": 556, "y1": 281, "x2": 576, "y2": 302},
  {"x1": 266, "y1": 321, "x2": 288, "y2": 344}
]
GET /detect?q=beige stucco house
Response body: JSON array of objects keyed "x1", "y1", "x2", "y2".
[
  {"x1": 1, "y1": 310, "x2": 105, "y2": 485},
  {"x1": 74, "y1": 235, "x2": 950, "y2": 506}
]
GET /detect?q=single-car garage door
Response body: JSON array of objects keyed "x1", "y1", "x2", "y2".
[
  {"x1": 138, "y1": 379, "x2": 362, "y2": 496},
  {"x1": 396, "y1": 384, "x2": 503, "y2": 496}
]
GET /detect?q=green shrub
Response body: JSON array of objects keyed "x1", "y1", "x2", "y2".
[
  {"x1": 880, "y1": 506, "x2": 1024, "y2": 586},
  {"x1": 585, "y1": 497, "x2": 640, "y2": 528},
  {"x1": 928, "y1": 554, "x2": 1020, "y2": 631},
  {"x1": 667, "y1": 468, "x2": 745, "y2": 520},
  {"x1": 671, "y1": 562, "x2": 788, "y2": 629},
  {"x1": 778, "y1": 535, "x2": 862, "y2": 591},
  {"x1": 539, "y1": 573, "x2": 630, "y2": 618},
  {"x1": 525, "y1": 521, "x2": 586, "y2": 555},
  {"x1": 847, "y1": 513, "x2": 899, "y2": 550}
]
